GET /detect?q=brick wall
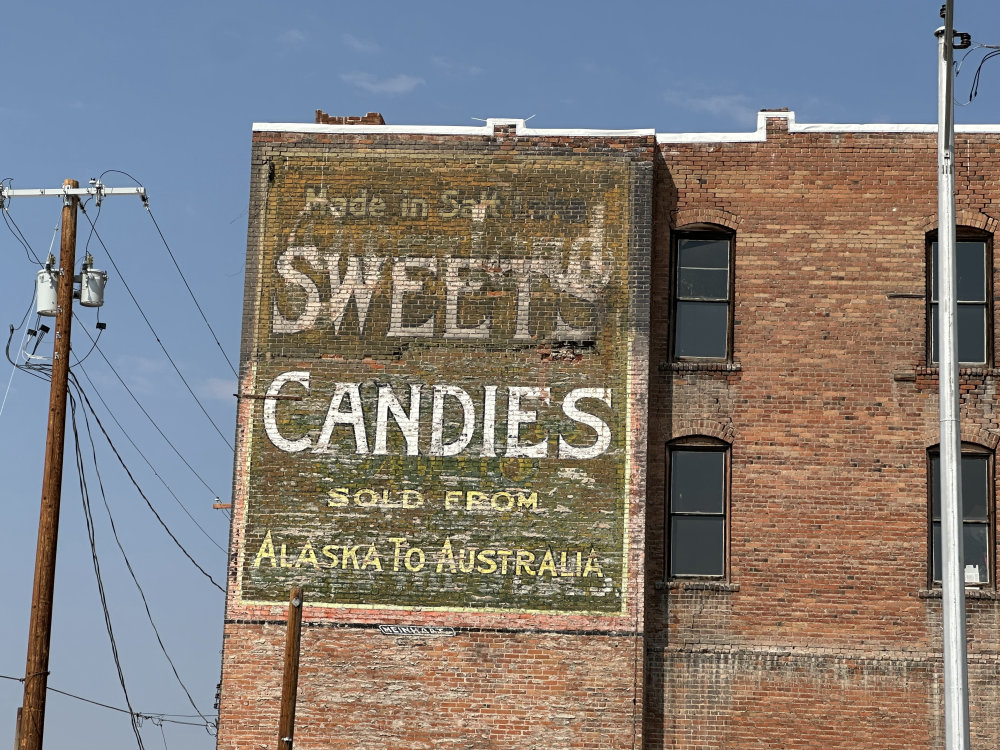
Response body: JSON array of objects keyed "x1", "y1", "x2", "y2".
[
  {"x1": 314, "y1": 110, "x2": 386, "y2": 125},
  {"x1": 218, "y1": 125, "x2": 653, "y2": 749},
  {"x1": 221, "y1": 622, "x2": 643, "y2": 749},
  {"x1": 219, "y1": 110, "x2": 1000, "y2": 748},
  {"x1": 646, "y1": 112, "x2": 1000, "y2": 747}
]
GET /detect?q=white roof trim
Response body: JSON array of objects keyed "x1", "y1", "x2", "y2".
[
  {"x1": 656, "y1": 110, "x2": 1000, "y2": 143},
  {"x1": 253, "y1": 117, "x2": 654, "y2": 138},
  {"x1": 253, "y1": 111, "x2": 1000, "y2": 143}
]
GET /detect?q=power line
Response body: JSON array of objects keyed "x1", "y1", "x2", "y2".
[
  {"x1": 5, "y1": 314, "x2": 230, "y2": 540},
  {"x1": 156, "y1": 719, "x2": 169, "y2": 750},
  {"x1": 72, "y1": 380, "x2": 226, "y2": 592},
  {"x1": 955, "y1": 42, "x2": 1000, "y2": 106},
  {"x1": 72, "y1": 321, "x2": 227, "y2": 503},
  {"x1": 49, "y1": 685, "x2": 215, "y2": 728},
  {"x1": 23, "y1": 354, "x2": 226, "y2": 591},
  {"x1": 75, "y1": 358, "x2": 228, "y2": 550},
  {"x1": 68, "y1": 388, "x2": 146, "y2": 749},
  {"x1": 72, "y1": 375, "x2": 215, "y2": 728},
  {"x1": 75, "y1": 202, "x2": 234, "y2": 451},
  {"x1": 0, "y1": 178, "x2": 46, "y2": 265},
  {"x1": 147, "y1": 204, "x2": 239, "y2": 378},
  {"x1": 0, "y1": 294, "x2": 36, "y2": 419},
  {"x1": 0, "y1": 673, "x2": 216, "y2": 730},
  {"x1": 99, "y1": 169, "x2": 238, "y2": 378}
]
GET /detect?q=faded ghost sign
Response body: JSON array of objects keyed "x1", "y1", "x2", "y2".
[{"x1": 236, "y1": 148, "x2": 640, "y2": 614}]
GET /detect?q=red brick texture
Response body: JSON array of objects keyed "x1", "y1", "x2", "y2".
[
  {"x1": 314, "y1": 110, "x2": 386, "y2": 125},
  {"x1": 218, "y1": 111, "x2": 1000, "y2": 748},
  {"x1": 221, "y1": 621, "x2": 643, "y2": 749},
  {"x1": 218, "y1": 126, "x2": 653, "y2": 749},
  {"x1": 647, "y1": 115, "x2": 1000, "y2": 748}
]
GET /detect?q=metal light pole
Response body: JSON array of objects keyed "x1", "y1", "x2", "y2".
[{"x1": 936, "y1": 3, "x2": 971, "y2": 748}]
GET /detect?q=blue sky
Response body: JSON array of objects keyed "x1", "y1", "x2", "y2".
[{"x1": 2, "y1": 1, "x2": 1000, "y2": 748}]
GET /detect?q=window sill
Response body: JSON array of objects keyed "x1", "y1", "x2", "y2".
[
  {"x1": 657, "y1": 580, "x2": 740, "y2": 593},
  {"x1": 662, "y1": 361, "x2": 742, "y2": 373},
  {"x1": 917, "y1": 588, "x2": 999, "y2": 600}
]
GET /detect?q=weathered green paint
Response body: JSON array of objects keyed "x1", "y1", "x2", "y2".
[{"x1": 238, "y1": 149, "x2": 639, "y2": 614}]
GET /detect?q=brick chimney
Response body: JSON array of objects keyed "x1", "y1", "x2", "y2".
[{"x1": 315, "y1": 110, "x2": 386, "y2": 125}]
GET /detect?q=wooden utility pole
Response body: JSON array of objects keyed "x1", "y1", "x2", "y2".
[
  {"x1": 0, "y1": 178, "x2": 142, "y2": 750},
  {"x1": 19, "y1": 179, "x2": 78, "y2": 750},
  {"x1": 277, "y1": 588, "x2": 304, "y2": 750}
]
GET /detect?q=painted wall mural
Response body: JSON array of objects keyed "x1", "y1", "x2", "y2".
[{"x1": 236, "y1": 149, "x2": 638, "y2": 615}]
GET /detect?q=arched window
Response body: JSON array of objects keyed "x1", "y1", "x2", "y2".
[
  {"x1": 928, "y1": 443, "x2": 994, "y2": 586},
  {"x1": 671, "y1": 225, "x2": 734, "y2": 361},
  {"x1": 927, "y1": 228, "x2": 992, "y2": 365},
  {"x1": 667, "y1": 436, "x2": 730, "y2": 578}
]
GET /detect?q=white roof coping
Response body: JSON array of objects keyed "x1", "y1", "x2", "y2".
[
  {"x1": 656, "y1": 109, "x2": 1000, "y2": 143},
  {"x1": 253, "y1": 117, "x2": 654, "y2": 138},
  {"x1": 252, "y1": 111, "x2": 1000, "y2": 143}
]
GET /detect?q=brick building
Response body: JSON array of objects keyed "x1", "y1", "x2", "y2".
[{"x1": 217, "y1": 108, "x2": 1000, "y2": 748}]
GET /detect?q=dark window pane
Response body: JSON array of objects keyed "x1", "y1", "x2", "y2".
[
  {"x1": 957, "y1": 305, "x2": 986, "y2": 364},
  {"x1": 962, "y1": 455, "x2": 988, "y2": 520},
  {"x1": 670, "y1": 451, "x2": 724, "y2": 513},
  {"x1": 930, "y1": 304, "x2": 939, "y2": 363},
  {"x1": 678, "y1": 239, "x2": 729, "y2": 270},
  {"x1": 933, "y1": 454, "x2": 989, "y2": 519},
  {"x1": 675, "y1": 301, "x2": 728, "y2": 358},
  {"x1": 671, "y1": 516, "x2": 724, "y2": 576},
  {"x1": 932, "y1": 523, "x2": 991, "y2": 584},
  {"x1": 931, "y1": 243, "x2": 939, "y2": 302},
  {"x1": 678, "y1": 268, "x2": 729, "y2": 300},
  {"x1": 930, "y1": 239, "x2": 989, "y2": 365},
  {"x1": 931, "y1": 305, "x2": 988, "y2": 364},
  {"x1": 931, "y1": 523, "x2": 990, "y2": 583},
  {"x1": 964, "y1": 524, "x2": 989, "y2": 583},
  {"x1": 933, "y1": 241, "x2": 987, "y2": 301},
  {"x1": 931, "y1": 455, "x2": 941, "y2": 519},
  {"x1": 956, "y1": 242, "x2": 987, "y2": 302},
  {"x1": 932, "y1": 522, "x2": 942, "y2": 581}
]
